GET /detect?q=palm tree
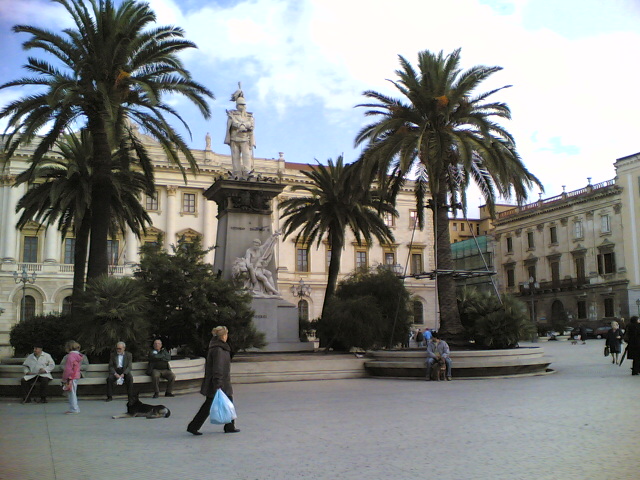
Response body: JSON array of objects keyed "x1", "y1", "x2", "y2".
[
  {"x1": 1, "y1": 0, "x2": 213, "y2": 280},
  {"x1": 279, "y1": 156, "x2": 396, "y2": 317},
  {"x1": 355, "y1": 49, "x2": 542, "y2": 342},
  {"x1": 15, "y1": 130, "x2": 153, "y2": 315}
]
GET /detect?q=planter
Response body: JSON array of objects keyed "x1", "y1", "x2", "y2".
[{"x1": 364, "y1": 346, "x2": 553, "y2": 378}]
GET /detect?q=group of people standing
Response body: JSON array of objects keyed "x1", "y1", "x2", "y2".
[{"x1": 20, "y1": 327, "x2": 239, "y2": 434}]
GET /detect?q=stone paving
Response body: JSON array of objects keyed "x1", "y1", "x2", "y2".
[{"x1": 1, "y1": 339, "x2": 639, "y2": 480}]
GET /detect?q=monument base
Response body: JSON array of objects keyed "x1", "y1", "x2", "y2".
[{"x1": 251, "y1": 297, "x2": 315, "y2": 352}]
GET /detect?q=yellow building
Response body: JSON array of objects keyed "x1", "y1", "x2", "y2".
[{"x1": 0, "y1": 134, "x2": 438, "y2": 357}]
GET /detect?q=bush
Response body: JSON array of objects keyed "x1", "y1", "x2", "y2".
[
  {"x1": 319, "y1": 266, "x2": 411, "y2": 350},
  {"x1": 75, "y1": 276, "x2": 150, "y2": 362},
  {"x1": 137, "y1": 238, "x2": 265, "y2": 356},
  {"x1": 458, "y1": 288, "x2": 535, "y2": 349},
  {"x1": 9, "y1": 313, "x2": 72, "y2": 362}
]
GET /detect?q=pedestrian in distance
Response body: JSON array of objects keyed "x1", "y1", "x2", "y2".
[
  {"x1": 187, "y1": 326, "x2": 240, "y2": 435},
  {"x1": 605, "y1": 321, "x2": 623, "y2": 365},
  {"x1": 624, "y1": 316, "x2": 640, "y2": 375},
  {"x1": 60, "y1": 340, "x2": 88, "y2": 414}
]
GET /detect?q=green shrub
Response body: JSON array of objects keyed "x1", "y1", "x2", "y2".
[
  {"x1": 75, "y1": 276, "x2": 150, "y2": 362},
  {"x1": 317, "y1": 296, "x2": 385, "y2": 350},
  {"x1": 9, "y1": 313, "x2": 72, "y2": 362},
  {"x1": 458, "y1": 288, "x2": 535, "y2": 349},
  {"x1": 319, "y1": 266, "x2": 411, "y2": 350},
  {"x1": 137, "y1": 238, "x2": 265, "y2": 356}
]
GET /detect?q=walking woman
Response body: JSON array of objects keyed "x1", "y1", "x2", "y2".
[
  {"x1": 606, "y1": 321, "x2": 623, "y2": 365},
  {"x1": 625, "y1": 316, "x2": 640, "y2": 375},
  {"x1": 187, "y1": 326, "x2": 240, "y2": 435},
  {"x1": 60, "y1": 340, "x2": 87, "y2": 414}
]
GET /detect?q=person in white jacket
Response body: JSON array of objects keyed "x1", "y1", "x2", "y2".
[{"x1": 21, "y1": 344, "x2": 55, "y2": 403}]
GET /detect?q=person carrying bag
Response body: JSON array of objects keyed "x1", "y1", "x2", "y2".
[{"x1": 187, "y1": 326, "x2": 240, "y2": 435}]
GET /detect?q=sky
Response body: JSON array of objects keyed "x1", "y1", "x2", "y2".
[{"x1": 1, "y1": 0, "x2": 639, "y2": 216}]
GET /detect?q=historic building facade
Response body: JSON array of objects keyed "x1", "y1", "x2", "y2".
[
  {"x1": 0, "y1": 134, "x2": 437, "y2": 357},
  {"x1": 491, "y1": 152, "x2": 640, "y2": 329}
]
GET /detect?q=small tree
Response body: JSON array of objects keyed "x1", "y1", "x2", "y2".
[
  {"x1": 136, "y1": 238, "x2": 265, "y2": 356},
  {"x1": 319, "y1": 266, "x2": 411, "y2": 350},
  {"x1": 458, "y1": 288, "x2": 535, "y2": 349},
  {"x1": 75, "y1": 276, "x2": 150, "y2": 361}
]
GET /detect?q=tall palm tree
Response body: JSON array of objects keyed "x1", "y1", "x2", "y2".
[
  {"x1": 279, "y1": 156, "x2": 396, "y2": 317},
  {"x1": 355, "y1": 49, "x2": 542, "y2": 342},
  {"x1": 1, "y1": 0, "x2": 213, "y2": 280},
  {"x1": 15, "y1": 130, "x2": 153, "y2": 315}
]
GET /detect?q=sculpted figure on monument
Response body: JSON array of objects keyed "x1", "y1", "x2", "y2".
[
  {"x1": 224, "y1": 82, "x2": 255, "y2": 177},
  {"x1": 232, "y1": 232, "x2": 280, "y2": 297}
]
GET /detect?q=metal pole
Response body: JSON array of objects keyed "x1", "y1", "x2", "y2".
[{"x1": 21, "y1": 281, "x2": 26, "y2": 321}]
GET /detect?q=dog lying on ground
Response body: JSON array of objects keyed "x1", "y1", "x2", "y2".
[
  {"x1": 112, "y1": 394, "x2": 171, "y2": 419},
  {"x1": 430, "y1": 359, "x2": 447, "y2": 381}
]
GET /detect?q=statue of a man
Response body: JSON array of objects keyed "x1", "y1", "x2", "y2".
[
  {"x1": 240, "y1": 233, "x2": 280, "y2": 297},
  {"x1": 224, "y1": 82, "x2": 255, "y2": 177}
]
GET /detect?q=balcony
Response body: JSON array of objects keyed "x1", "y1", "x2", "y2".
[{"x1": 519, "y1": 277, "x2": 588, "y2": 294}]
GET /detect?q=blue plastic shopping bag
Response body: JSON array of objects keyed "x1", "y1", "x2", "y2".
[{"x1": 209, "y1": 389, "x2": 237, "y2": 424}]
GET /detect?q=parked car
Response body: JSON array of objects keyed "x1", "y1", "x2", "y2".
[
  {"x1": 595, "y1": 325, "x2": 613, "y2": 339},
  {"x1": 569, "y1": 327, "x2": 595, "y2": 340}
]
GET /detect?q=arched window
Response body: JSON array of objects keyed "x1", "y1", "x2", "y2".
[
  {"x1": 298, "y1": 299, "x2": 309, "y2": 322},
  {"x1": 22, "y1": 295, "x2": 36, "y2": 321},
  {"x1": 412, "y1": 300, "x2": 424, "y2": 325},
  {"x1": 62, "y1": 296, "x2": 73, "y2": 316}
]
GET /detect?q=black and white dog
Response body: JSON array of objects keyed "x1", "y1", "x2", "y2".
[{"x1": 112, "y1": 394, "x2": 171, "y2": 419}]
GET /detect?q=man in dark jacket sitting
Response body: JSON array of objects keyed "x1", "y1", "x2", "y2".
[{"x1": 147, "y1": 339, "x2": 175, "y2": 398}]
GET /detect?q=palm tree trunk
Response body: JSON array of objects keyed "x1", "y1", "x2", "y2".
[
  {"x1": 319, "y1": 237, "x2": 344, "y2": 348},
  {"x1": 432, "y1": 186, "x2": 465, "y2": 342},
  {"x1": 71, "y1": 215, "x2": 90, "y2": 321},
  {"x1": 86, "y1": 118, "x2": 112, "y2": 280},
  {"x1": 322, "y1": 237, "x2": 344, "y2": 316}
]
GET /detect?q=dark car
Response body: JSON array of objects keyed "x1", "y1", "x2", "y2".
[
  {"x1": 569, "y1": 327, "x2": 595, "y2": 340},
  {"x1": 595, "y1": 325, "x2": 613, "y2": 339}
]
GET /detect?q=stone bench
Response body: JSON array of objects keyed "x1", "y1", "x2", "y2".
[
  {"x1": 0, "y1": 358, "x2": 206, "y2": 397},
  {"x1": 364, "y1": 347, "x2": 553, "y2": 378}
]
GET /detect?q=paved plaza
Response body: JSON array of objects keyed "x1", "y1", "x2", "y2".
[{"x1": 1, "y1": 339, "x2": 639, "y2": 480}]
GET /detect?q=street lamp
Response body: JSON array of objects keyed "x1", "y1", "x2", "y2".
[
  {"x1": 636, "y1": 298, "x2": 640, "y2": 316},
  {"x1": 14, "y1": 266, "x2": 37, "y2": 321},
  {"x1": 290, "y1": 278, "x2": 311, "y2": 298}
]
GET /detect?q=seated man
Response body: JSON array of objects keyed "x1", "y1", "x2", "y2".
[
  {"x1": 21, "y1": 344, "x2": 55, "y2": 403},
  {"x1": 106, "y1": 341, "x2": 134, "y2": 402},
  {"x1": 425, "y1": 332, "x2": 452, "y2": 381},
  {"x1": 147, "y1": 339, "x2": 175, "y2": 398}
]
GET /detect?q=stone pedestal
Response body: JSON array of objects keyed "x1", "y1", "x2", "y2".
[
  {"x1": 205, "y1": 179, "x2": 314, "y2": 352},
  {"x1": 204, "y1": 179, "x2": 284, "y2": 280}
]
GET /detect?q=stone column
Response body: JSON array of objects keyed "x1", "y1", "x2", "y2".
[
  {"x1": 165, "y1": 186, "x2": 177, "y2": 250},
  {"x1": 0, "y1": 179, "x2": 7, "y2": 259},
  {"x1": 43, "y1": 224, "x2": 60, "y2": 263},
  {"x1": 125, "y1": 228, "x2": 138, "y2": 264},
  {"x1": 203, "y1": 192, "x2": 215, "y2": 264},
  {"x1": 2, "y1": 178, "x2": 20, "y2": 262}
]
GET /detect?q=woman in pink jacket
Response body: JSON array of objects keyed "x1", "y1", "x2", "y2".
[{"x1": 61, "y1": 340, "x2": 86, "y2": 414}]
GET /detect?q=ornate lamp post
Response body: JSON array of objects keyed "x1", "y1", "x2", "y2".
[
  {"x1": 522, "y1": 276, "x2": 540, "y2": 324},
  {"x1": 291, "y1": 279, "x2": 312, "y2": 340},
  {"x1": 290, "y1": 278, "x2": 311, "y2": 299},
  {"x1": 636, "y1": 298, "x2": 640, "y2": 316},
  {"x1": 14, "y1": 266, "x2": 37, "y2": 321}
]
